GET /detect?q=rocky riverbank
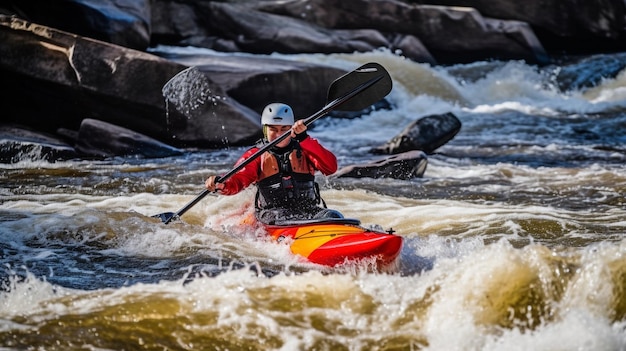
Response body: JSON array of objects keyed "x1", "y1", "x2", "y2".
[{"x1": 1, "y1": 0, "x2": 625, "y2": 178}]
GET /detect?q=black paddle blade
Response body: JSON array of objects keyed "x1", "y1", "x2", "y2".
[
  {"x1": 152, "y1": 212, "x2": 179, "y2": 224},
  {"x1": 150, "y1": 63, "x2": 391, "y2": 225},
  {"x1": 326, "y1": 62, "x2": 393, "y2": 111}
]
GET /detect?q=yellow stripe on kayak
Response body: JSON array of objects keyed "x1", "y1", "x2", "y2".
[{"x1": 289, "y1": 224, "x2": 365, "y2": 258}]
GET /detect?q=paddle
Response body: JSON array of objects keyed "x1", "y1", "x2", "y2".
[{"x1": 154, "y1": 62, "x2": 392, "y2": 224}]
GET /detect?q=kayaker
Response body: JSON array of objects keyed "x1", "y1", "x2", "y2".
[{"x1": 205, "y1": 102, "x2": 343, "y2": 224}]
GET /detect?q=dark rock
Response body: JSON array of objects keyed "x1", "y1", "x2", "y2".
[
  {"x1": 0, "y1": 0, "x2": 151, "y2": 50},
  {"x1": 371, "y1": 113, "x2": 462, "y2": 155},
  {"x1": 0, "y1": 15, "x2": 263, "y2": 148},
  {"x1": 0, "y1": 15, "x2": 179, "y2": 136},
  {"x1": 75, "y1": 118, "x2": 184, "y2": 158},
  {"x1": 151, "y1": 0, "x2": 436, "y2": 63},
  {"x1": 251, "y1": 0, "x2": 549, "y2": 64},
  {"x1": 332, "y1": 150, "x2": 428, "y2": 179},
  {"x1": 159, "y1": 65, "x2": 263, "y2": 147},
  {"x1": 5, "y1": 0, "x2": 626, "y2": 66},
  {"x1": 196, "y1": 2, "x2": 394, "y2": 55},
  {"x1": 422, "y1": 0, "x2": 626, "y2": 54},
  {"x1": 554, "y1": 52, "x2": 626, "y2": 92},
  {"x1": 158, "y1": 52, "x2": 348, "y2": 119},
  {"x1": 11, "y1": 0, "x2": 625, "y2": 162},
  {"x1": 1, "y1": 14, "x2": 364, "y2": 150},
  {"x1": 388, "y1": 33, "x2": 437, "y2": 65},
  {"x1": 0, "y1": 125, "x2": 78, "y2": 163},
  {"x1": 155, "y1": 54, "x2": 364, "y2": 142},
  {"x1": 56, "y1": 128, "x2": 79, "y2": 145}
]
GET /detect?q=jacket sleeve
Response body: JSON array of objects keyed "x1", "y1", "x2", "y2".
[
  {"x1": 219, "y1": 147, "x2": 261, "y2": 195},
  {"x1": 299, "y1": 136, "x2": 338, "y2": 176}
]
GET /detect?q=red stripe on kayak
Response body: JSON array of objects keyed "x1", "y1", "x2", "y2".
[{"x1": 307, "y1": 233, "x2": 403, "y2": 267}]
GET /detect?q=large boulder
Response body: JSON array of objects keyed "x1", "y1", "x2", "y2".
[
  {"x1": 0, "y1": 125, "x2": 78, "y2": 163},
  {"x1": 250, "y1": 0, "x2": 549, "y2": 64},
  {"x1": 151, "y1": 1, "x2": 436, "y2": 64},
  {"x1": 0, "y1": 15, "x2": 350, "y2": 151},
  {"x1": 159, "y1": 52, "x2": 348, "y2": 120},
  {"x1": 372, "y1": 112, "x2": 462, "y2": 155},
  {"x1": 5, "y1": 0, "x2": 626, "y2": 65},
  {"x1": 424, "y1": 0, "x2": 626, "y2": 53},
  {"x1": 75, "y1": 118, "x2": 184, "y2": 158},
  {"x1": 554, "y1": 53, "x2": 626, "y2": 92},
  {"x1": 0, "y1": 0, "x2": 151, "y2": 50},
  {"x1": 0, "y1": 15, "x2": 184, "y2": 141}
]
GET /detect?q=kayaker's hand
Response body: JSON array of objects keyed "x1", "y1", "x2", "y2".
[
  {"x1": 205, "y1": 175, "x2": 224, "y2": 193},
  {"x1": 291, "y1": 119, "x2": 308, "y2": 141}
]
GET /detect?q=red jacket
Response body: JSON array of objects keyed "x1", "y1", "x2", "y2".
[{"x1": 219, "y1": 136, "x2": 337, "y2": 195}]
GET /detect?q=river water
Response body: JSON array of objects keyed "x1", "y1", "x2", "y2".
[{"x1": 1, "y1": 48, "x2": 626, "y2": 350}]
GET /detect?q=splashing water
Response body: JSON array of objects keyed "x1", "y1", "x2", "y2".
[{"x1": 2, "y1": 47, "x2": 626, "y2": 350}]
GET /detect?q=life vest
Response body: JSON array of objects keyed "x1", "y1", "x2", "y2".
[{"x1": 255, "y1": 142, "x2": 323, "y2": 210}]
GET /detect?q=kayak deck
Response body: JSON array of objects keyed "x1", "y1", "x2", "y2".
[{"x1": 263, "y1": 218, "x2": 403, "y2": 267}]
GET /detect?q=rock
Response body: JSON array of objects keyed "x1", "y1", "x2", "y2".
[
  {"x1": 0, "y1": 119, "x2": 186, "y2": 162},
  {"x1": 554, "y1": 52, "x2": 626, "y2": 92},
  {"x1": 388, "y1": 33, "x2": 437, "y2": 65},
  {"x1": 424, "y1": 0, "x2": 626, "y2": 53},
  {"x1": 159, "y1": 65, "x2": 263, "y2": 147},
  {"x1": 0, "y1": 15, "x2": 178, "y2": 137},
  {"x1": 195, "y1": 2, "x2": 395, "y2": 55},
  {"x1": 371, "y1": 112, "x2": 462, "y2": 155},
  {"x1": 75, "y1": 118, "x2": 184, "y2": 158},
  {"x1": 332, "y1": 150, "x2": 428, "y2": 180},
  {"x1": 152, "y1": 0, "x2": 437, "y2": 63},
  {"x1": 159, "y1": 52, "x2": 348, "y2": 119},
  {"x1": 0, "y1": 125, "x2": 78, "y2": 163},
  {"x1": 0, "y1": 15, "x2": 269, "y2": 148},
  {"x1": 5, "y1": 0, "x2": 626, "y2": 65},
  {"x1": 5, "y1": 0, "x2": 624, "y2": 162},
  {"x1": 251, "y1": 0, "x2": 549, "y2": 64},
  {"x1": 0, "y1": 0, "x2": 151, "y2": 50}
]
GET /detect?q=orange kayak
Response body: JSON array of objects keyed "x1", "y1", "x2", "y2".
[{"x1": 263, "y1": 218, "x2": 403, "y2": 268}]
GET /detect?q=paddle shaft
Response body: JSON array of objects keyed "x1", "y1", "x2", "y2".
[
  {"x1": 160, "y1": 68, "x2": 388, "y2": 224},
  {"x1": 162, "y1": 73, "x2": 384, "y2": 224}
]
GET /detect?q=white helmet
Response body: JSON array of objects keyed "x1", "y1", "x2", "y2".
[{"x1": 261, "y1": 103, "x2": 294, "y2": 126}]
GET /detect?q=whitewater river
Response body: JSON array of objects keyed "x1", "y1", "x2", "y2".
[{"x1": 1, "y1": 49, "x2": 626, "y2": 350}]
